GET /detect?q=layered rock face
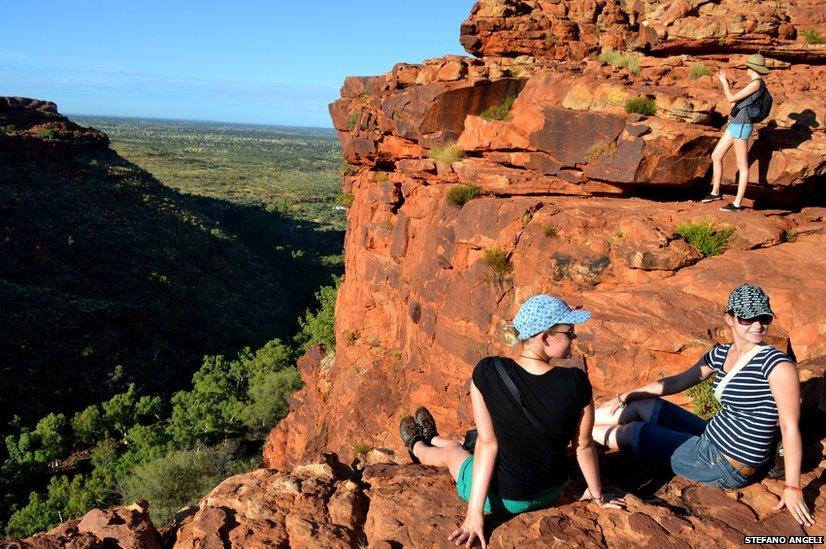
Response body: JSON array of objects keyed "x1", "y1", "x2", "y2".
[
  {"x1": 461, "y1": 0, "x2": 826, "y2": 62},
  {"x1": 265, "y1": 0, "x2": 825, "y2": 471}
]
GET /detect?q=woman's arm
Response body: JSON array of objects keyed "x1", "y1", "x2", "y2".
[
  {"x1": 717, "y1": 70, "x2": 762, "y2": 103},
  {"x1": 449, "y1": 380, "x2": 497, "y2": 548},
  {"x1": 575, "y1": 403, "x2": 625, "y2": 509},
  {"x1": 768, "y1": 361, "x2": 815, "y2": 526},
  {"x1": 611, "y1": 357, "x2": 714, "y2": 412}
]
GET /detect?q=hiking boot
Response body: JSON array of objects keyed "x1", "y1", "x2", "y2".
[
  {"x1": 700, "y1": 192, "x2": 723, "y2": 203},
  {"x1": 414, "y1": 406, "x2": 439, "y2": 444},
  {"x1": 720, "y1": 202, "x2": 745, "y2": 212},
  {"x1": 399, "y1": 415, "x2": 425, "y2": 464}
]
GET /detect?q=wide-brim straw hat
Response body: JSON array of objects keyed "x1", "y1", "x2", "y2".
[{"x1": 744, "y1": 53, "x2": 770, "y2": 74}]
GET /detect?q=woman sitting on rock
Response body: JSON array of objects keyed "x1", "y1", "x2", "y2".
[
  {"x1": 702, "y1": 53, "x2": 770, "y2": 212},
  {"x1": 400, "y1": 294, "x2": 624, "y2": 548},
  {"x1": 592, "y1": 283, "x2": 814, "y2": 527}
]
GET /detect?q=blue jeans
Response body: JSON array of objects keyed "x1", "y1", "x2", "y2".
[{"x1": 630, "y1": 400, "x2": 750, "y2": 489}]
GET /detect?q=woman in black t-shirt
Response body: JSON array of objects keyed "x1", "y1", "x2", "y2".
[{"x1": 399, "y1": 294, "x2": 624, "y2": 548}]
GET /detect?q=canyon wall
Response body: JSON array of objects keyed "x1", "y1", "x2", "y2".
[{"x1": 264, "y1": 0, "x2": 826, "y2": 469}]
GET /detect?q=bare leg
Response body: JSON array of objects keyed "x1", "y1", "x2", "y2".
[
  {"x1": 710, "y1": 131, "x2": 734, "y2": 196},
  {"x1": 592, "y1": 421, "x2": 640, "y2": 451},
  {"x1": 593, "y1": 398, "x2": 659, "y2": 427},
  {"x1": 429, "y1": 435, "x2": 455, "y2": 448},
  {"x1": 413, "y1": 440, "x2": 471, "y2": 481},
  {"x1": 731, "y1": 137, "x2": 750, "y2": 206}
]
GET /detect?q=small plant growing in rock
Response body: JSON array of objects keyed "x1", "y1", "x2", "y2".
[
  {"x1": 689, "y1": 63, "x2": 712, "y2": 80},
  {"x1": 598, "y1": 51, "x2": 640, "y2": 74},
  {"x1": 625, "y1": 97, "x2": 657, "y2": 116},
  {"x1": 373, "y1": 172, "x2": 390, "y2": 182},
  {"x1": 585, "y1": 140, "x2": 618, "y2": 163},
  {"x1": 614, "y1": 229, "x2": 624, "y2": 239},
  {"x1": 353, "y1": 443, "x2": 372, "y2": 458},
  {"x1": 508, "y1": 63, "x2": 526, "y2": 77},
  {"x1": 542, "y1": 224, "x2": 558, "y2": 238},
  {"x1": 37, "y1": 129, "x2": 58, "y2": 139},
  {"x1": 446, "y1": 185, "x2": 482, "y2": 207},
  {"x1": 675, "y1": 219, "x2": 734, "y2": 257},
  {"x1": 428, "y1": 142, "x2": 464, "y2": 165},
  {"x1": 347, "y1": 111, "x2": 360, "y2": 131},
  {"x1": 335, "y1": 193, "x2": 355, "y2": 208},
  {"x1": 802, "y1": 29, "x2": 826, "y2": 44},
  {"x1": 783, "y1": 228, "x2": 797, "y2": 242},
  {"x1": 480, "y1": 94, "x2": 517, "y2": 121},
  {"x1": 685, "y1": 376, "x2": 721, "y2": 419},
  {"x1": 483, "y1": 247, "x2": 512, "y2": 283},
  {"x1": 1, "y1": 124, "x2": 15, "y2": 134},
  {"x1": 544, "y1": 32, "x2": 557, "y2": 45}
]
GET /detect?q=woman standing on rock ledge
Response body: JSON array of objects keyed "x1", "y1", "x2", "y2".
[
  {"x1": 592, "y1": 284, "x2": 814, "y2": 527},
  {"x1": 400, "y1": 295, "x2": 624, "y2": 548},
  {"x1": 702, "y1": 53, "x2": 770, "y2": 212}
]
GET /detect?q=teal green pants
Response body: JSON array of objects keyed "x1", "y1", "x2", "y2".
[{"x1": 455, "y1": 456, "x2": 562, "y2": 514}]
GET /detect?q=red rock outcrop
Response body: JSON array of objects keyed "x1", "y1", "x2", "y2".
[
  {"x1": 265, "y1": 0, "x2": 825, "y2": 478},
  {"x1": 460, "y1": 0, "x2": 826, "y2": 63},
  {"x1": 0, "y1": 97, "x2": 109, "y2": 160},
  {"x1": 1, "y1": 503, "x2": 163, "y2": 549},
  {"x1": 8, "y1": 443, "x2": 825, "y2": 547}
]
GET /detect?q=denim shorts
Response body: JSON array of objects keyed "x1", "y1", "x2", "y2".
[
  {"x1": 455, "y1": 456, "x2": 562, "y2": 514},
  {"x1": 630, "y1": 399, "x2": 750, "y2": 489},
  {"x1": 727, "y1": 123, "x2": 753, "y2": 140}
]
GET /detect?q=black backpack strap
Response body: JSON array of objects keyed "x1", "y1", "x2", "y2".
[{"x1": 492, "y1": 357, "x2": 544, "y2": 431}]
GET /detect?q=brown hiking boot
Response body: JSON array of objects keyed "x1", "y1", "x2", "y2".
[
  {"x1": 414, "y1": 406, "x2": 438, "y2": 444},
  {"x1": 399, "y1": 415, "x2": 424, "y2": 464}
]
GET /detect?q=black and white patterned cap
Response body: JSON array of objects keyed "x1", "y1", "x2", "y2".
[{"x1": 726, "y1": 283, "x2": 775, "y2": 318}]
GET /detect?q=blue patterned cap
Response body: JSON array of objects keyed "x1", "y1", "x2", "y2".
[
  {"x1": 727, "y1": 283, "x2": 775, "y2": 318},
  {"x1": 512, "y1": 295, "x2": 591, "y2": 341}
]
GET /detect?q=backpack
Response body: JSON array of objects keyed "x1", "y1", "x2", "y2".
[{"x1": 731, "y1": 80, "x2": 772, "y2": 123}]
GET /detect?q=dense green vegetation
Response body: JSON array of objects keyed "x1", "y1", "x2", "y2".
[
  {"x1": 2, "y1": 277, "x2": 338, "y2": 536},
  {"x1": 0, "y1": 118, "x2": 345, "y2": 534}
]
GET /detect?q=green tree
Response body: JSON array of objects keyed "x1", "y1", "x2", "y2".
[
  {"x1": 295, "y1": 275, "x2": 340, "y2": 352},
  {"x1": 167, "y1": 339, "x2": 300, "y2": 445},
  {"x1": 5, "y1": 413, "x2": 70, "y2": 467},
  {"x1": 118, "y1": 447, "x2": 236, "y2": 526}
]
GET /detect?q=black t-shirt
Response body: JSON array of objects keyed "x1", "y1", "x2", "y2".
[{"x1": 472, "y1": 356, "x2": 593, "y2": 500}]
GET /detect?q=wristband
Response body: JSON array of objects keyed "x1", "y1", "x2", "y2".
[
  {"x1": 784, "y1": 485, "x2": 802, "y2": 493},
  {"x1": 616, "y1": 394, "x2": 627, "y2": 409}
]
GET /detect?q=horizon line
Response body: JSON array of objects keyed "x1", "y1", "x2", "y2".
[{"x1": 67, "y1": 112, "x2": 337, "y2": 132}]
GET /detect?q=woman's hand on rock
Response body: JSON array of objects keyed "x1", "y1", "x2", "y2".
[
  {"x1": 580, "y1": 489, "x2": 627, "y2": 510},
  {"x1": 717, "y1": 70, "x2": 728, "y2": 85},
  {"x1": 773, "y1": 488, "x2": 814, "y2": 526},
  {"x1": 448, "y1": 511, "x2": 486, "y2": 548}
]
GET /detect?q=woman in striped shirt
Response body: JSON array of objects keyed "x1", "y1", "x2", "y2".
[{"x1": 592, "y1": 284, "x2": 814, "y2": 526}]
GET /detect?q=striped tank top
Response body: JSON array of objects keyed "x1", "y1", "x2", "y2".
[{"x1": 703, "y1": 344, "x2": 792, "y2": 466}]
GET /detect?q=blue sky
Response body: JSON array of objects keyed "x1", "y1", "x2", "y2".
[{"x1": 0, "y1": 1, "x2": 475, "y2": 127}]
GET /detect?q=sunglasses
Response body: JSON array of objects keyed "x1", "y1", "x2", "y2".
[
  {"x1": 548, "y1": 327, "x2": 576, "y2": 338},
  {"x1": 736, "y1": 315, "x2": 773, "y2": 326}
]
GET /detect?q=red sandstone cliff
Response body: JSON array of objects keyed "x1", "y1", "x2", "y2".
[{"x1": 264, "y1": 0, "x2": 825, "y2": 471}]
